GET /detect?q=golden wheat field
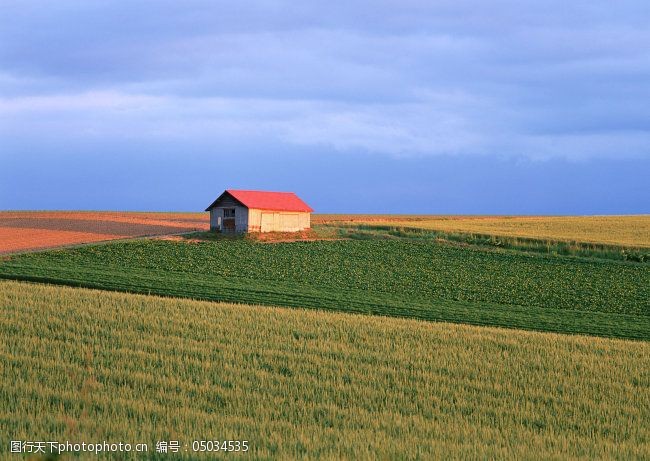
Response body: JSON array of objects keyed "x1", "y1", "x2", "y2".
[
  {"x1": 1, "y1": 280, "x2": 648, "y2": 460},
  {"x1": 314, "y1": 215, "x2": 650, "y2": 247}
]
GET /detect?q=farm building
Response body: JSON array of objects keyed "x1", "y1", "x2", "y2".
[{"x1": 205, "y1": 189, "x2": 313, "y2": 233}]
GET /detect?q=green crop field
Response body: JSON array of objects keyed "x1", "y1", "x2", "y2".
[
  {"x1": 2, "y1": 280, "x2": 648, "y2": 459},
  {"x1": 0, "y1": 238, "x2": 648, "y2": 340}
]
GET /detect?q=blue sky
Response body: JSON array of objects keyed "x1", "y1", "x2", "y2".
[{"x1": 1, "y1": 1, "x2": 648, "y2": 213}]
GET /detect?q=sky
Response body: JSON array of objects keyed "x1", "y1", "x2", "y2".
[{"x1": 1, "y1": 1, "x2": 649, "y2": 213}]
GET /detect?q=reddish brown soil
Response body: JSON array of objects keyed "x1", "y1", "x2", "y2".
[
  {"x1": 247, "y1": 229, "x2": 323, "y2": 243},
  {"x1": 0, "y1": 211, "x2": 209, "y2": 254}
]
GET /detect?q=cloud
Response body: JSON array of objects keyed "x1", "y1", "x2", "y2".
[
  {"x1": 4, "y1": 88, "x2": 648, "y2": 161},
  {"x1": 1, "y1": 1, "x2": 649, "y2": 160}
]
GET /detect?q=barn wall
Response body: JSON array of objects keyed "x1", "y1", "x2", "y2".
[
  {"x1": 209, "y1": 194, "x2": 246, "y2": 232},
  {"x1": 234, "y1": 205, "x2": 248, "y2": 232},
  {"x1": 248, "y1": 209, "x2": 262, "y2": 232},
  {"x1": 209, "y1": 208, "x2": 223, "y2": 230},
  {"x1": 208, "y1": 206, "x2": 248, "y2": 232},
  {"x1": 214, "y1": 195, "x2": 239, "y2": 207},
  {"x1": 255, "y1": 210, "x2": 311, "y2": 233}
]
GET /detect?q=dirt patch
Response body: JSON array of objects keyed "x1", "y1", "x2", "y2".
[
  {"x1": 255, "y1": 237, "x2": 342, "y2": 244},
  {"x1": 155, "y1": 235, "x2": 204, "y2": 243},
  {"x1": 247, "y1": 229, "x2": 342, "y2": 243},
  {"x1": 0, "y1": 211, "x2": 209, "y2": 254}
]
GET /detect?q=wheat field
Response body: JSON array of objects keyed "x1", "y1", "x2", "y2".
[
  {"x1": 1, "y1": 280, "x2": 648, "y2": 459},
  {"x1": 315, "y1": 215, "x2": 650, "y2": 247}
]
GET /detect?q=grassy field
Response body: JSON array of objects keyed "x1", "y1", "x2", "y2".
[
  {"x1": 314, "y1": 214, "x2": 650, "y2": 247},
  {"x1": 0, "y1": 238, "x2": 648, "y2": 340},
  {"x1": 1, "y1": 280, "x2": 648, "y2": 459},
  {"x1": 324, "y1": 224, "x2": 649, "y2": 263}
]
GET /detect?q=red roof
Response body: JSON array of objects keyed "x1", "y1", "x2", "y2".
[{"x1": 206, "y1": 190, "x2": 313, "y2": 212}]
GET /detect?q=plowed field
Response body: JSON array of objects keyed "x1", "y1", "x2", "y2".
[{"x1": 0, "y1": 211, "x2": 208, "y2": 254}]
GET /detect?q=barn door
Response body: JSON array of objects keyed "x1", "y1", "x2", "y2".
[{"x1": 223, "y1": 208, "x2": 236, "y2": 232}]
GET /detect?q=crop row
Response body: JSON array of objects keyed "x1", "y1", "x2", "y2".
[
  {"x1": 2, "y1": 280, "x2": 649, "y2": 459},
  {"x1": 0, "y1": 239, "x2": 648, "y2": 339},
  {"x1": 3, "y1": 239, "x2": 648, "y2": 315}
]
